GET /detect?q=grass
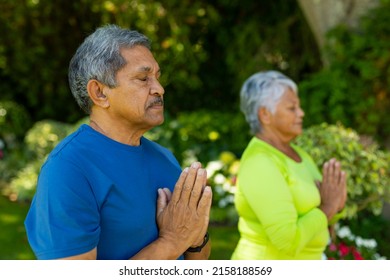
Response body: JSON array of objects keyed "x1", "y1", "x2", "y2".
[
  {"x1": 0, "y1": 195, "x2": 239, "y2": 260},
  {"x1": 0, "y1": 195, "x2": 35, "y2": 259},
  {"x1": 208, "y1": 224, "x2": 240, "y2": 260}
]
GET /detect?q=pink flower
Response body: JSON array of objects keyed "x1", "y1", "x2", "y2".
[
  {"x1": 338, "y1": 243, "x2": 350, "y2": 257},
  {"x1": 351, "y1": 247, "x2": 364, "y2": 260},
  {"x1": 329, "y1": 243, "x2": 338, "y2": 252}
]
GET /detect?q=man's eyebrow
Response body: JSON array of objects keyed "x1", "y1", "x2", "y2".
[
  {"x1": 136, "y1": 66, "x2": 161, "y2": 75},
  {"x1": 137, "y1": 66, "x2": 152, "y2": 73}
]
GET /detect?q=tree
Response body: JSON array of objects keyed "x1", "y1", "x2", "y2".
[
  {"x1": 298, "y1": 0, "x2": 390, "y2": 144},
  {"x1": 298, "y1": 0, "x2": 380, "y2": 64},
  {"x1": 0, "y1": 0, "x2": 321, "y2": 122}
]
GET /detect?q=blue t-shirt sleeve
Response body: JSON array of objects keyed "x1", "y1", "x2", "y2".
[{"x1": 25, "y1": 158, "x2": 100, "y2": 259}]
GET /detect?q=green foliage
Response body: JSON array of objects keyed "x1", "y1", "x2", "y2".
[
  {"x1": 208, "y1": 225, "x2": 240, "y2": 260},
  {"x1": 0, "y1": 148, "x2": 29, "y2": 194},
  {"x1": 205, "y1": 152, "x2": 240, "y2": 225},
  {"x1": 0, "y1": 101, "x2": 31, "y2": 190},
  {"x1": 340, "y1": 210, "x2": 390, "y2": 259},
  {"x1": 6, "y1": 120, "x2": 75, "y2": 201},
  {"x1": 299, "y1": 0, "x2": 390, "y2": 142},
  {"x1": 214, "y1": 0, "x2": 321, "y2": 94},
  {"x1": 0, "y1": 100, "x2": 31, "y2": 142},
  {"x1": 147, "y1": 110, "x2": 250, "y2": 166},
  {"x1": 0, "y1": 0, "x2": 101, "y2": 122},
  {"x1": 294, "y1": 123, "x2": 390, "y2": 219},
  {"x1": 7, "y1": 159, "x2": 44, "y2": 202},
  {"x1": 325, "y1": 223, "x2": 386, "y2": 260},
  {"x1": 24, "y1": 120, "x2": 73, "y2": 160},
  {"x1": 0, "y1": 0, "x2": 320, "y2": 123}
]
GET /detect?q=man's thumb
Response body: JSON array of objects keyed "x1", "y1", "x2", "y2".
[{"x1": 156, "y1": 188, "x2": 168, "y2": 217}]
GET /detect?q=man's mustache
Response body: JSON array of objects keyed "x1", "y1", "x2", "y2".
[{"x1": 147, "y1": 97, "x2": 164, "y2": 108}]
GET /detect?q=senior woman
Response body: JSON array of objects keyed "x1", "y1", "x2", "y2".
[{"x1": 231, "y1": 70, "x2": 347, "y2": 260}]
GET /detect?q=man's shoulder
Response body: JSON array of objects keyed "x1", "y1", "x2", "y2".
[
  {"x1": 41, "y1": 125, "x2": 92, "y2": 172},
  {"x1": 141, "y1": 137, "x2": 180, "y2": 166},
  {"x1": 141, "y1": 136, "x2": 171, "y2": 154}
]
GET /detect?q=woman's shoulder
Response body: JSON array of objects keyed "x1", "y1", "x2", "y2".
[
  {"x1": 291, "y1": 143, "x2": 315, "y2": 161},
  {"x1": 241, "y1": 138, "x2": 287, "y2": 169}
]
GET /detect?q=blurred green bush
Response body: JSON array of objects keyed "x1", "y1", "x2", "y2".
[
  {"x1": 294, "y1": 122, "x2": 390, "y2": 219},
  {"x1": 146, "y1": 110, "x2": 250, "y2": 165},
  {"x1": 0, "y1": 101, "x2": 32, "y2": 192},
  {"x1": 0, "y1": 100, "x2": 31, "y2": 144},
  {"x1": 7, "y1": 120, "x2": 74, "y2": 201},
  {"x1": 1, "y1": 119, "x2": 80, "y2": 201}
]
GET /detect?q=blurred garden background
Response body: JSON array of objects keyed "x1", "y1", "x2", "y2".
[{"x1": 1, "y1": 0, "x2": 390, "y2": 260}]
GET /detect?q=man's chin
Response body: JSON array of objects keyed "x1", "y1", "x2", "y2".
[{"x1": 150, "y1": 115, "x2": 165, "y2": 127}]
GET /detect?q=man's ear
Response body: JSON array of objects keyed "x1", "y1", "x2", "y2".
[
  {"x1": 258, "y1": 107, "x2": 272, "y2": 125},
  {"x1": 87, "y1": 79, "x2": 110, "y2": 109}
]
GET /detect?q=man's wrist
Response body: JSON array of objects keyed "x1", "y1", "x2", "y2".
[{"x1": 186, "y1": 232, "x2": 209, "y2": 253}]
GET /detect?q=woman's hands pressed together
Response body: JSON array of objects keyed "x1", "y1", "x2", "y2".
[{"x1": 317, "y1": 158, "x2": 347, "y2": 221}]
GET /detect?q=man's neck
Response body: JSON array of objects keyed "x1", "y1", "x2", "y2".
[{"x1": 89, "y1": 117, "x2": 146, "y2": 146}]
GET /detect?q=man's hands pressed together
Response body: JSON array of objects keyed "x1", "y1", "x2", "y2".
[{"x1": 156, "y1": 162, "x2": 212, "y2": 259}]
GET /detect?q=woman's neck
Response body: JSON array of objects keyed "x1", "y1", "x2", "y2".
[{"x1": 256, "y1": 132, "x2": 301, "y2": 162}]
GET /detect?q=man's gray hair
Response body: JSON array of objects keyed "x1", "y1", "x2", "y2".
[
  {"x1": 68, "y1": 24, "x2": 151, "y2": 114},
  {"x1": 240, "y1": 70, "x2": 298, "y2": 135}
]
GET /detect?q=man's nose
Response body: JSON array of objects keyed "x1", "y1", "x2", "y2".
[{"x1": 151, "y1": 79, "x2": 164, "y2": 96}]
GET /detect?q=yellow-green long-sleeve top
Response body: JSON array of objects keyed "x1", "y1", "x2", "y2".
[{"x1": 231, "y1": 137, "x2": 329, "y2": 260}]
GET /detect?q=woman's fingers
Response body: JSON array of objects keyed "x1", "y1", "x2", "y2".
[
  {"x1": 339, "y1": 171, "x2": 348, "y2": 210},
  {"x1": 322, "y1": 161, "x2": 329, "y2": 184}
]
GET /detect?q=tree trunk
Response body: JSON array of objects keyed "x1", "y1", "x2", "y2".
[{"x1": 297, "y1": 0, "x2": 379, "y2": 64}]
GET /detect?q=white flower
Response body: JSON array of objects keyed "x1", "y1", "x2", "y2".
[
  {"x1": 373, "y1": 253, "x2": 386, "y2": 260},
  {"x1": 355, "y1": 236, "x2": 364, "y2": 247},
  {"x1": 206, "y1": 160, "x2": 224, "y2": 177},
  {"x1": 337, "y1": 226, "x2": 354, "y2": 240},
  {"x1": 223, "y1": 181, "x2": 236, "y2": 193},
  {"x1": 214, "y1": 173, "x2": 226, "y2": 185},
  {"x1": 356, "y1": 237, "x2": 377, "y2": 249},
  {"x1": 364, "y1": 239, "x2": 377, "y2": 249},
  {"x1": 218, "y1": 199, "x2": 228, "y2": 208}
]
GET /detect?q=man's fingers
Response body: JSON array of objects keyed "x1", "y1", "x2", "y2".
[
  {"x1": 188, "y1": 168, "x2": 207, "y2": 208},
  {"x1": 196, "y1": 186, "x2": 213, "y2": 217},
  {"x1": 156, "y1": 188, "x2": 169, "y2": 218},
  {"x1": 162, "y1": 188, "x2": 172, "y2": 202},
  {"x1": 180, "y1": 162, "x2": 201, "y2": 202},
  {"x1": 170, "y1": 168, "x2": 188, "y2": 205}
]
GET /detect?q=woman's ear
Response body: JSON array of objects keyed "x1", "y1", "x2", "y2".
[
  {"x1": 258, "y1": 107, "x2": 271, "y2": 125},
  {"x1": 87, "y1": 79, "x2": 110, "y2": 109}
]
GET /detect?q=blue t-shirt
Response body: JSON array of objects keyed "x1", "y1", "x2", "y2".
[{"x1": 25, "y1": 124, "x2": 182, "y2": 259}]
